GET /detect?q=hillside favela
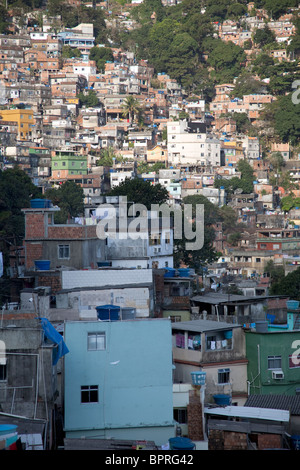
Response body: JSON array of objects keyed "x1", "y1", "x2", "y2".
[{"x1": 1, "y1": 0, "x2": 300, "y2": 454}]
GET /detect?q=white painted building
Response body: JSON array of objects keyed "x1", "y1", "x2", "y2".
[
  {"x1": 167, "y1": 120, "x2": 221, "y2": 167},
  {"x1": 60, "y1": 268, "x2": 154, "y2": 318}
]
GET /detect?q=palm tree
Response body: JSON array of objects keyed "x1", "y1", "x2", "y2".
[{"x1": 122, "y1": 96, "x2": 141, "y2": 126}]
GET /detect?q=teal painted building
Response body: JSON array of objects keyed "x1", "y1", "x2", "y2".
[
  {"x1": 246, "y1": 307, "x2": 300, "y2": 395},
  {"x1": 64, "y1": 318, "x2": 175, "y2": 445}
]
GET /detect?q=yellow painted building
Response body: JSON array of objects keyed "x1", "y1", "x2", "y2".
[
  {"x1": 0, "y1": 108, "x2": 34, "y2": 140},
  {"x1": 146, "y1": 145, "x2": 168, "y2": 164}
]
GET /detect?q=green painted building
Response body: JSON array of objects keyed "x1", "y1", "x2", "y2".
[
  {"x1": 52, "y1": 149, "x2": 88, "y2": 177},
  {"x1": 246, "y1": 311, "x2": 300, "y2": 395}
]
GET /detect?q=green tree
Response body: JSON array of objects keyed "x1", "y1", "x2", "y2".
[
  {"x1": 253, "y1": 26, "x2": 276, "y2": 47},
  {"x1": 219, "y1": 205, "x2": 238, "y2": 232},
  {"x1": 108, "y1": 177, "x2": 169, "y2": 209},
  {"x1": 236, "y1": 159, "x2": 255, "y2": 193},
  {"x1": 269, "y1": 266, "x2": 300, "y2": 299},
  {"x1": 62, "y1": 45, "x2": 81, "y2": 58},
  {"x1": 232, "y1": 73, "x2": 265, "y2": 99},
  {"x1": 78, "y1": 90, "x2": 99, "y2": 108},
  {"x1": 173, "y1": 195, "x2": 221, "y2": 273},
  {"x1": 45, "y1": 181, "x2": 84, "y2": 224},
  {"x1": 269, "y1": 152, "x2": 285, "y2": 186},
  {"x1": 263, "y1": 93, "x2": 300, "y2": 145},
  {"x1": 89, "y1": 46, "x2": 114, "y2": 73},
  {"x1": 148, "y1": 18, "x2": 182, "y2": 72},
  {"x1": 259, "y1": 0, "x2": 298, "y2": 20},
  {"x1": 96, "y1": 147, "x2": 123, "y2": 167},
  {"x1": 166, "y1": 32, "x2": 200, "y2": 87},
  {"x1": 206, "y1": 39, "x2": 246, "y2": 83},
  {"x1": 214, "y1": 159, "x2": 255, "y2": 195},
  {"x1": 227, "y1": 3, "x2": 247, "y2": 19},
  {"x1": 0, "y1": 5, "x2": 9, "y2": 34},
  {"x1": 122, "y1": 96, "x2": 142, "y2": 126},
  {"x1": 280, "y1": 194, "x2": 296, "y2": 212},
  {"x1": 227, "y1": 232, "x2": 241, "y2": 246},
  {"x1": 182, "y1": 11, "x2": 214, "y2": 50},
  {"x1": 252, "y1": 52, "x2": 275, "y2": 79},
  {"x1": 131, "y1": 0, "x2": 166, "y2": 24},
  {"x1": 0, "y1": 167, "x2": 42, "y2": 267}
]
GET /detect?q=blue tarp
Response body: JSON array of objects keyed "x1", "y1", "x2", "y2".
[{"x1": 38, "y1": 318, "x2": 69, "y2": 365}]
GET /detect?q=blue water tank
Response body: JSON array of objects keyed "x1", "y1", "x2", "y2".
[
  {"x1": 30, "y1": 199, "x2": 51, "y2": 208},
  {"x1": 96, "y1": 305, "x2": 120, "y2": 321},
  {"x1": 287, "y1": 300, "x2": 299, "y2": 310},
  {"x1": 191, "y1": 371, "x2": 206, "y2": 386},
  {"x1": 34, "y1": 260, "x2": 50, "y2": 271},
  {"x1": 164, "y1": 268, "x2": 176, "y2": 278},
  {"x1": 169, "y1": 437, "x2": 195, "y2": 450},
  {"x1": 178, "y1": 268, "x2": 190, "y2": 277},
  {"x1": 213, "y1": 394, "x2": 232, "y2": 406}
]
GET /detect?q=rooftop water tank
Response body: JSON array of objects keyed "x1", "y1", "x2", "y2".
[
  {"x1": 30, "y1": 198, "x2": 51, "y2": 208},
  {"x1": 34, "y1": 260, "x2": 50, "y2": 271},
  {"x1": 164, "y1": 267, "x2": 176, "y2": 278},
  {"x1": 169, "y1": 437, "x2": 195, "y2": 450},
  {"x1": 287, "y1": 300, "x2": 299, "y2": 310},
  {"x1": 213, "y1": 394, "x2": 232, "y2": 406},
  {"x1": 191, "y1": 371, "x2": 206, "y2": 386},
  {"x1": 178, "y1": 268, "x2": 190, "y2": 277},
  {"x1": 96, "y1": 305, "x2": 120, "y2": 321}
]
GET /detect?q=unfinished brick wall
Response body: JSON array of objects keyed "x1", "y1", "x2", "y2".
[
  {"x1": 208, "y1": 430, "x2": 224, "y2": 450},
  {"x1": 208, "y1": 430, "x2": 282, "y2": 450},
  {"x1": 187, "y1": 390, "x2": 204, "y2": 441},
  {"x1": 257, "y1": 434, "x2": 282, "y2": 450},
  {"x1": 25, "y1": 242, "x2": 43, "y2": 269},
  {"x1": 224, "y1": 431, "x2": 248, "y2": 450},
  {"x1": 37, "y1": 273, "x2": 62, "y2": 293},
  {"x1": 47, "y1": 225, "x2": 97, "y2": 239},
  {"x1": 25, "y1": 213, "x2": 46, "y2": 239}
]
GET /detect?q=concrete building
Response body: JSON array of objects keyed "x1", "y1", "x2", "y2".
[
  {"x1": 0, "y1": 314, "x2": 69, "y2": 449},
  {"x1": 167, "y1": 120, "x2": 221, "y2": 167},
  {"x1": 0, "y1": 108, "x2": 34, "y2": 141},
  {"x1": 21, "y1": 200, "x2": 105, "y2": 272},
  {"x1": 64, "y1": 318, "x2": 175, "y2": 445},
  {"x1": 51, "y1": 148, "x2": 88, "y2": 178},
  {"x1": 171, "y1": 319, "x2": 248, "y2": 405},
  {"x1": 246, "y1": 304, "x2": 300, "y2": 396},
  {"x1": 56, "y1": 268, "x2": 154, "y2": 319}
]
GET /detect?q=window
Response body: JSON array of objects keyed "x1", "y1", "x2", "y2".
[
  {"x1": 58, "y1": 244, "x2": 70, "y2": 259},
  {"x1": 0, "y1": 363, "x2": 7, "y2": 381},
  {"x1": 88, "y1": 332, "x2": 106, "y2": 350},
  {"x1": 268, "y1": 355, "x2": 281, "y2": 369},
  {"x1": 174, "y1": 408, "x2": 187, "y2": 424},
  {"x1": 81, "y1": 385, "x2": 98, "y2": 403},
  {"x1": 218, "y1": 368, "x2": 230, "y2": 384}
]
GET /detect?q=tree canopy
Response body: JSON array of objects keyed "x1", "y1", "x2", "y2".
[
  {"x1": 174, "y1": 195, "x2": 222, "y2": 273},
  {"x1": 77, "y1": 90, "x2": 99, "y2": 108},
  {"x1": 0, "y1": 167, "x2": 42, "y2": 267},
  {"x1": 108, "y1": 177, "x2": 169, "y2": 209},
  {"x1": 269, "y1": 267, "x2": 300, "y2": 299},
  {"x1": 89, "y1": 46, "x2": 114, "y2": 73},
  {"x1": 45, "y1": 181, "x2": 84, "y2": 224},
  {"x1": 214, "y1": 159, "x2": 255, "y2": 195}
]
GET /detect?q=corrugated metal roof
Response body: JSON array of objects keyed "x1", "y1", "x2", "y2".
[
  {"x1": 204, "y1": 405, "x2": 290, "y2": 422},
  {"x1": 171, "y1": 319, "x2": 241, "y2": 333},
  {"x1": 245, "y1": 395, "x2": 300, "y2": 416}
]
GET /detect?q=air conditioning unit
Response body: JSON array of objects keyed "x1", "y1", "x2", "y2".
[{"x1": 272, "y1": 370, "x2": 284, "y2": 380}]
